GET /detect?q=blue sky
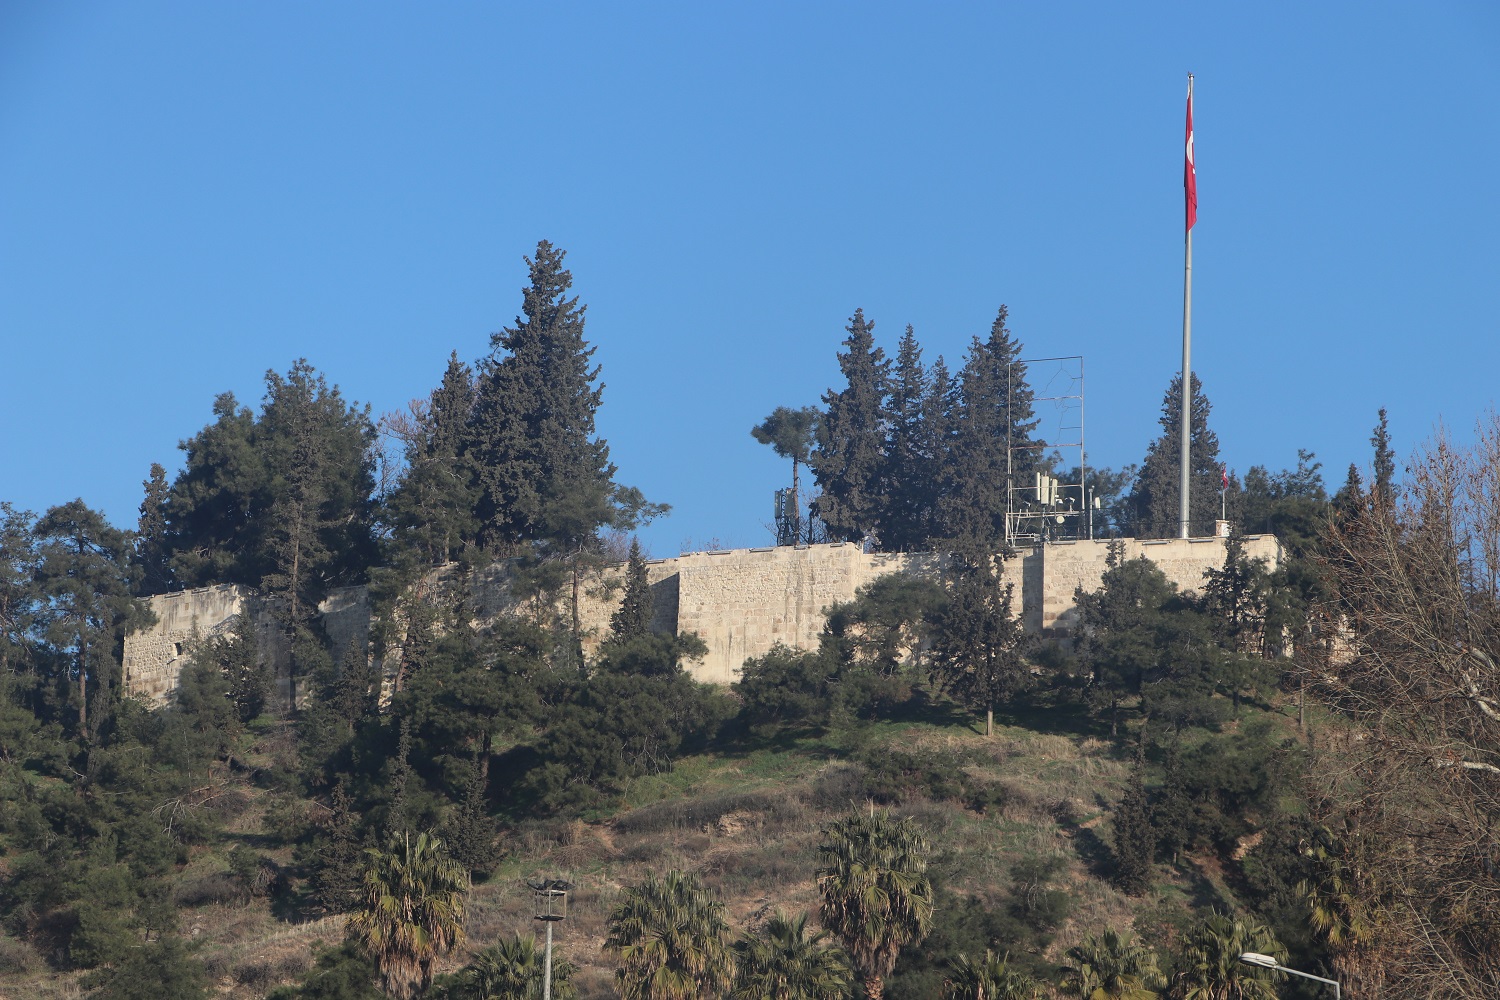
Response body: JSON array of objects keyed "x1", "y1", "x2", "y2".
[{"x1": 3, "y1": 3, "x2": 1498, "y2": 556}]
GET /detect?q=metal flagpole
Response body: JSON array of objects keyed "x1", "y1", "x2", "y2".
[{"x1": 1179, "y1": 73, "x2": 1195, "y2": 539}]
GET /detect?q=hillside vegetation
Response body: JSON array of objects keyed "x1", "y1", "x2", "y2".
[{"x1": 2, "y1": 243, "x2": 1495, "y2": 997}]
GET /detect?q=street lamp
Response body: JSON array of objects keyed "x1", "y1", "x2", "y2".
[
  {"x1": 528, "y1": 878, "x2": 573, "y2": 1000},
  {"x1": 1239, "y1": 952, "x2": 1340, "y2": 999}
]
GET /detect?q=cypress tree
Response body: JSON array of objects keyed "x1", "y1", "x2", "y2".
[
  {"x1": 940, "y1": 308, "x2": 1041, "y2": 546},
  {"x1": 1370, "y1": 407, "x2": 1395, "y2": 504},
  {"x1": 812, "y1": 309, "x2": 890, "y2": 544},
  {"x1": 916, "y1": 356, "x2": 957, "y2": 547},
  {"x1": 877, "y1": 325, "x2": 932, "y2": 552},
  {"x1": 443, "y1": 756, "x2": 496, "y2": 879},
  {"x1": 1124, "y1": 373, "x2": 1223, "y2": 538},
  {"x1": 135, "y1": 463, "x2": 172, "y2": 596},
  {"x1": 610, "y1": 539, "x2": 654, "y2": 641},
  {"x1": 1112, "y1": 750, "x2": 1155, "y2": 895}
]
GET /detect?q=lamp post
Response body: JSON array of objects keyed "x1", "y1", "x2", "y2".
[
  {"x1": 528, "y1": 878, "x2": 573, "y2": 1000},
  {"x1": 1239, "y1": 952, "x2": 1340, "y2": 999}
]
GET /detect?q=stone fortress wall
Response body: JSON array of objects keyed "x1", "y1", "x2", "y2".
[{"x1": 122, "y1": 535, "x2": 1281, "y2": 706}]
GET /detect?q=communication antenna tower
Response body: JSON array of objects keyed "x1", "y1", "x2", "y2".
[{"x1": 1005, "y1": 355, "x2": 1093, "y2": 546}]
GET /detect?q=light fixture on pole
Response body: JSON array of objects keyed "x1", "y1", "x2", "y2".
[
  {"x1": 528, "y1": 878, "x2": 573, "y2": 1000},
  {"x1": 1239, "y1": 952, "x2": 1340, "y2": 999}
]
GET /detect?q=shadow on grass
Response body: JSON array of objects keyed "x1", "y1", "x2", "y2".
[{"x1": 1067, "y1": 825, "x2": 1118, "y2": 880}]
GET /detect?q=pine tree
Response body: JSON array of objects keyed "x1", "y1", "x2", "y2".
[
  {"x1": 877, "y1": 326, "x2": 932, "y2": 552},
  {"x1": 930, "y1": 545, "x2": 1030, "y2": 736},
  {"x1": 813, "y1": 309, "x2": 890, "y2": 544},
  {"x1": 1124, "y1": 372, "x2": 1223, "y2": 538},
  {"x1": 611, "y1": 539, "x2": 654, "y2": 641},
  {"x1": 258, "y1": 360, "x2": 378, "y2": 710},
  {"x1": 33, "y1": 500, "x2": 149, "y2": 737},
  {"x1": 136, "y1": 463, "x2": 172, "y2": 596},
  {"x1": 0, "y1": 503, "x2": 39, "y2": 678},
  {"x1": 163, "y1": 392, "x2": 264, "y2": 587},
  {"x1": 1154, "y1": 735, "x2": 1193, "y2": 863},
  {"x1": 939, "y1": 308, "x2": 1040, "y2": 546},
  {"x1": 385, "y1": 352, "x2": 480, "y2": 567},
  {"x1": 752, "y1": 406, "x2": 821, "y2": 546}
]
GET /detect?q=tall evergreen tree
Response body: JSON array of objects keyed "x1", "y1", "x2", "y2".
[
  {"x1": 257, "y1": 360, "x2": 378, "y2": 709},
  {"x1": 0, "y1": 503, "x2": 39, "y2": 678},
  {"x1": 939, "y1": 308, "x2": 1040, "y2": 546},
  {"x1": 611, "y1": 539, "x2": 654, "y2": 642},
  {"x1": 135, "y1": 463, "x2": 172, "y2": 595},
  {"x1": 468, "y1": 241, "x2": 658, "y2": 554},
  {"x1": 164, "y1": 363, "x2": 377, "y2": 593},
  {"x1": 877, "y1": 326, "x2": 932, "y2": 552},
  {"x1": 930, "y1": 545, "x2": 1029, "y2": 736},
  {"x1": 33, "y1": 500, "x2": 149, "y2": 736},
  {"x1": 813, "y1": 309, "x2": 890, "y2": 544},
  {"x1": 916, "y1": 356, "x2": 957, "y2": 546},
  {"x1": 163, "y1": 392, "x2": 265, "y2": 587},
  {"x1": 1124, "y1": 373, "x2": 1223, "y2": 538},
  {"x1": 1370, "y1": 406, "x2": 1395, "y2": 504},
  {"x1": 1111, "y1": 751, "x2": 1155, "y2": 896},
  {"x1": 385, "y1": 352, "x2": 480, "y2": 567}
]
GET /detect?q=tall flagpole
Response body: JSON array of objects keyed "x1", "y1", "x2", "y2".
[{"x1": 1179, "y1": 74, "x2": 1196, "y2": 539}]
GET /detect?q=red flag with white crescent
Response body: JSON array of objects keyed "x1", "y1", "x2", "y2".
[{"x1": 1185, "y1": 82, "x2": 1197, "y2": 231}]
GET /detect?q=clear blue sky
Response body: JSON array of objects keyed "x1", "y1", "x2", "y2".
[{"x1": 3, "y1": 3, "x2": 1498, "y2": 556}]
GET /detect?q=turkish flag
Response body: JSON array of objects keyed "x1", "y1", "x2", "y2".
[{"x1": 1185, "y1": 83, "x2": 1197, "y2": 231}]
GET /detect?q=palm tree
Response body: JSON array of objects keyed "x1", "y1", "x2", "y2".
[
  {"x1": 944, "y1": 949, "x2": 1041, "y2": 1000},
  {"x1": 1062, "y1": 929, "x2": 1165, "y2": 1000},
  {"x1": 1170, "y1": 911, "x2": 1283, "y2": 1000},
  {"x1": 605, "y1": 869, "x2": 734, "y2": 1000},
  {"x1": 347, "y1": 831, "x2": 470, "y2": 1000},
  {"x1": 816, "y1": 811, "x2": 934, "y2": 1000},
  {"x1": 1300, "y1": 828, "x2": 1375, "y2": 996},
  {"x1": 731, "y1": 911, "x2": 853, "y2": 1000},
  {"x1": 454, "y1": 933, "x2": 578, "y2": 999}
]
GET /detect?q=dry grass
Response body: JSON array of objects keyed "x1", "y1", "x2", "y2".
[{"x1": 2, "y1": 716, "x2": 1229, "y2": 999}]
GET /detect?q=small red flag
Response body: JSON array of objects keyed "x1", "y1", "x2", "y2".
[
  {"x1": 1222, "y1": 466, "x2": 1229, "y2": 491},
  {"x1": 1185, "y1": 81, "x2": 1197, "y2": 231}
]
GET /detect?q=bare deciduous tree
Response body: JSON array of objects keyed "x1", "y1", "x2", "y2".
[{"x1": 1312, "y1": 417, "x2": 1500, "y2": 998}]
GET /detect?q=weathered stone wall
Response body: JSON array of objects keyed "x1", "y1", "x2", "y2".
[
  {"x1": 122, "y1": 585, "x2": 256, "y2": 706},
  {"x1": 1035, "y1": 535, "x2": 1283, "y2": 638},
  {"x1": 669, "y1": 545, "x2": 944, "y2": 684},
  {"x1": 123, "y1": 584, "x2": 372, "y2": 709},
  {"x1": 123, "y1": 536, "x2": 1277, "y2": 702}
]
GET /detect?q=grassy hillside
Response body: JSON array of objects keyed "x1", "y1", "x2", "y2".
[{"x1": 1, "y1": 696, "x2": 1306, "y2": 999}]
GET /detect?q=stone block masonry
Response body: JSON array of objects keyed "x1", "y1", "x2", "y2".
[{"x1": 123, "y1": 535, "x2": 1279, "y2": 702}]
